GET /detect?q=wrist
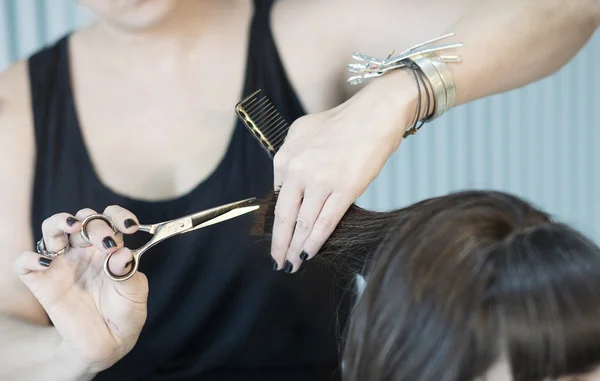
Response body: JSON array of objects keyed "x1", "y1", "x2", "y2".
[
  {"x1": 361, "y1": 69, "x2": 428, "y2": 150},
  {"x1": 54, "y1": 340, "x2": 95, "y2": 381}
]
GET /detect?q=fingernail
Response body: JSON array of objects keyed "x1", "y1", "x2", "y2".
[
  {"x1": 124, "y1": 219, "x2": 137, "y2": 229},
  {"x1": 284, "y1": 260, "x2": 293, "y2": 273},
  {"x1": 39, "y1": 257, "x2": 52, "y2": 267},
  {"x1": 272, "y1": 258, "x2": 278, "y2": 271},
  {"x1": 66, "y1": 217, "x2": 78, "y2": 226},
  {"x1": 300, "y1": 251, "x2": 309, "y2": 261},
  {"x1": 103, "y1": 237, "x2": 117, "y2": 249}
]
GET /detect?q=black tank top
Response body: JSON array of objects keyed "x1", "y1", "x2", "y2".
[{"x1": 28, "y1": 2, "x2": 346, "y2": 380}]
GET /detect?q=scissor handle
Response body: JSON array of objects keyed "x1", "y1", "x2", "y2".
[
  {"x1": 102, "y1": 221, "x2": 184, "y2": 281},
  {"x1": 80, "y1": 214, "x2": 117, "y2": 244},
  {"x1": 103, "y1": 249, "x2": 141, "y2": 282},
  {"x1": 102, "y1": 225, "x2": 158, "y2": 282}
]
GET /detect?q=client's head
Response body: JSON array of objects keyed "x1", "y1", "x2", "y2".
[
  {"x1": 254, "y1": 190, "x2": 600, "y2": 381},
  {"x1": 341, "y1": 191, "x2": 600, "y2": 381}
]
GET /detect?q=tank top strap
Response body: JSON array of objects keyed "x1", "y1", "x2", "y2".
[
  {"x1": 28, "y1": 36, "x2": 79, "y2": 235},
  {"x1": 253, "y1": 0, "x2": 277, "y2": 15},
  {"x1": 28, "y1": 36, "x2": 71, "y2": 161},
  {"x1": 244, "y1": 0, "x2": 305, "y2": 118}
]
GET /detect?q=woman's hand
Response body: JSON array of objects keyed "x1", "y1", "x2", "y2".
[
  {"x1": 13, "y1": 206, "x2": 147, "y2": 374},
  {"x1": 271, "y1": 72, "x2": 417, "y2": 273}
]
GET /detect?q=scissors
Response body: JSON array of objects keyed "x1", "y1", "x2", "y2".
[{"x1": 79, "y1": 198, "x2": 261, "y2": 281}]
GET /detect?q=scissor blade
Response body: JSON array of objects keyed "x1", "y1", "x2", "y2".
[
  {"x1": 187, "y1": 198, "x2": 260, "y2": 232},
  {"x1": 193, "y1": 205, "x2": 259, "y2": 230}
]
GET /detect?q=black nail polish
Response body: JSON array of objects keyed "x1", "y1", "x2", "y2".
[
  {"x1": 103, "y1": 237, "x2": 117, "y2": 249},
  {"x1": 66, "y1": 217, "x2": 78, "y2": 226},
  {"x1": 300, "y1": 251, "x2": 309, "y2": 261},
  {"x1": 272, "y1": 258, "x2": 278, "y2": 271},
  {"x1": 39, "y1": 257, "x2": 52, "y2": 267},
  {"x1": 284, "y1": 260, "x2": 293, "y2": 273},
  {"x1": 124, "y1": 219, "x2": 137, "y2": 229}
]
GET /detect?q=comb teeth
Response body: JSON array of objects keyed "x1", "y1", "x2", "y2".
[{"x1": 235, "y1": 89, "x2": 289, "y2": 158}]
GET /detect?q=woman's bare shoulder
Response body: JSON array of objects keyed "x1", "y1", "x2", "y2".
[
  {"x1": 0, "y1": 60, "x2": 33, "y2": 126},
  {"x1": 0, "y1": 60, "x2": 40, "y2": 320},
  {"x1": 0, "y1": 60, "x2": 35, "y2": 159},
  {"x1": 0, "y1": 58, "x2": 36, "y2": 196},
  {"x1": 0, "y1": 59, "x2": 36, "y2": 211}
]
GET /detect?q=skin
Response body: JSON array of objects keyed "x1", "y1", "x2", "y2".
[
  {"x1": 0, "y1": 0, "x2": 598, "y2": 379},
  {"x1": 481, "y1": 360, "x2": 600, "y2": 381},
  {"x1": 271, "y1": 0, "x2": 600, "y2": 273}
]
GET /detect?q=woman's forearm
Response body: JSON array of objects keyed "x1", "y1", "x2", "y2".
[
  {"x1": 432, "y1": 0, "x2": 599, "y2": 105},
  {"x1": 0, "y1": 315, "x2": 93, "y2": 381},
  {"x1": 355, "y1": 0, "x2": 599, "y2": 141}
]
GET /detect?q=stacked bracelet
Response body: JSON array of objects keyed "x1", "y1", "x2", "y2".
[{"x1": 347, "y1": 33, "x2": 462, "y2": 138}]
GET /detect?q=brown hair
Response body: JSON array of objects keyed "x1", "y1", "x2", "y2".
[{"x1": 253, "y1": 190, "x2": 600, "y2": 381}]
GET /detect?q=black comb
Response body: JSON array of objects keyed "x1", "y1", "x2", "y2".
[{"x1": 235, "y1": 89, "x2": 290, "y2": 158}]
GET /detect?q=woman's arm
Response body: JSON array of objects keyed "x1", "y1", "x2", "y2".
[
  {"x1": 0, "y1": 62, "x2": 92, "y2": 381},
  {"x1": 345, "y1": 0, "x2": 600, "y2": 106},
  {"x1": 0, "y1": 315, "x2": 92, "y2": 381},
  {"x1": 268, "y1": 0, "x2": 599, "y2": 272},
  {"x1": 0, "y1": 61, "x2": 46, "y2": 322}
]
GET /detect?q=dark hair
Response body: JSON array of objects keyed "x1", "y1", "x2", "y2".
[{"x1": 253, "y1": 190, "x2": 600, "y2": 381}]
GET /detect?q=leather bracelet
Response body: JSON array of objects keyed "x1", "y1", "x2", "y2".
[
  {"x1": 346, "y1": 33, "x2": 462, "y2": 138},
  {"x1": 403, "y1": 61, "x2": 433, "y2": 138}
]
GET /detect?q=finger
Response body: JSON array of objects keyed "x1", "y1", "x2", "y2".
[
  {"x1": 13, "y1": 251, "x2": 53, "y2": 276},
  {"x1": 40, "y1": 212, "x2": 81, "y2": 253},
  {"x1": 301, "y1": 192, "x2": 352, "y2": 260},
  {"x1": 271, "y1": 184, "x2": 303, "y2": 270},
  {"x1": 273, "y1": 149, "x2": 289, "y2": 191},
  {"x1": 103, "y1": 205, "x2": 139, "y2": 234},
  {"x1": 283, "y1": 188, "x2": 329, "y2": 272},
  {"x1": 76, "y1": 209, "x2": 123, "y2": 254},
  {"x1": 69, "y1": 208, "x2": 97, "y2": 248},
  {"x1": 105, "y1": 247, "x2": 135, "y2": 277}
]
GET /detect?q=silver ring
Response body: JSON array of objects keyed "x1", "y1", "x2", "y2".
[
  {"x1": 80, "y1": 214, "x2": 118, "y2": 244},
  {"x1": 36, "y1": 238, "x2": 69, "y2": 259}
]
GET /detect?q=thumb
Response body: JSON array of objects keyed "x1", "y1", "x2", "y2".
[
  {"x1": 113, "y1": 271, "x2": 149, "y2": 306},
  {"x1": 104, "y1": 268, "x2": 148, "y2": 345},
  {"x1": 106, "y1": 247, "x2": 149, "y2": 305}
]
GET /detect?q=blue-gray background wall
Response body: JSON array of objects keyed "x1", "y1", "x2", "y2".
[{"x1": 1, "y1": 1, "x2": 598, "y2": 243}]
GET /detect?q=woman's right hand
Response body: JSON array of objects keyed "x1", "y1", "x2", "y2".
[{"x1": 12, "y1": 206, "x2": 148, "y2": 373}]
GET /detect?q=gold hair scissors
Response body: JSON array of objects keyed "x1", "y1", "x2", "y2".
[{"x1": 79, "y1": 198, "x2": 260, "y2": 281}]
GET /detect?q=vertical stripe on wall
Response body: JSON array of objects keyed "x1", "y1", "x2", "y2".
[{"x1": 0, "y1": 0, "x2": 598, "y2": 243}]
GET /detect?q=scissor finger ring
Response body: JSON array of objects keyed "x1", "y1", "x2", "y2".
[
  {"x1": 80, "y1": 214, "x2": 118, "y2": 244},
  {"x1": 104, "y1": 251, "x2": 140, "y2": 282}
]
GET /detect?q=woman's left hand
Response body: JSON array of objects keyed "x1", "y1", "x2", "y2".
[{"x1": 271, "y1": 72, "x2": 416, "y2": 273}]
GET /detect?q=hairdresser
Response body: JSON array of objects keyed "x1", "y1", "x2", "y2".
[{"x1": 1, "y1": 0, "x2": 598, "y2": 380}]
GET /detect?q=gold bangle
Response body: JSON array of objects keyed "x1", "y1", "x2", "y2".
[
  {"x1": 426, "y1": 52, "x2": 457, "y2": 113},
  {"x1": 410, "y1": 54, "x2": 446, "y2": 121}
]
